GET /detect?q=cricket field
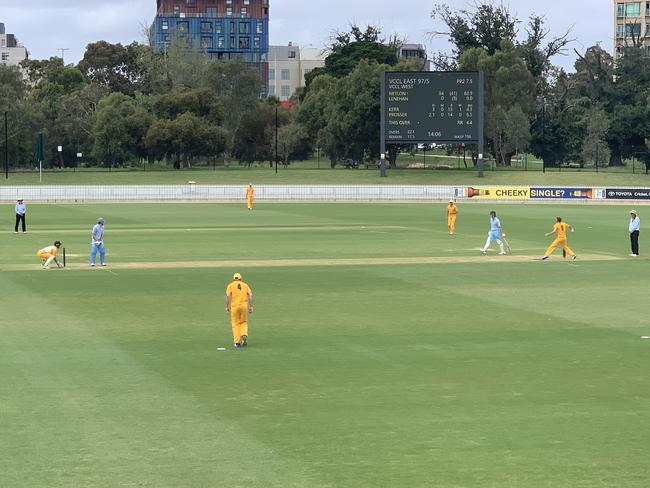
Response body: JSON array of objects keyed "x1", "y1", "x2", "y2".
[{"x1": 1, "y1": 202, "x2": 649, "y2": 487}]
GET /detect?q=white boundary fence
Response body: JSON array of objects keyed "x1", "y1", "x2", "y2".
[
  {"x1": 0, "y1": 185, "x2": 456, "y2": 202},
  {"x1": 1, "y1": 185, "x2": 650, "y2": 203}
]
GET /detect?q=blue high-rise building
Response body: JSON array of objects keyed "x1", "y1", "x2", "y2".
[{"x1": 151, "y1": 0, "x2": 269, "y2": 92}]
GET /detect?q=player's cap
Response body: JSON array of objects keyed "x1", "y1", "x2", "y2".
[
  {"x1": 449, "y1": 199, "x2": 454, "y2": 203},
  {"x1": 97, "y1": 217, "x2": 105, "y2": 223},
  {"x1": 630, "y1": 209, "x2": 638, "y2": 215},
  {"x1": 17, "y1": 198, "x2": 23, "y2": 201},
  {"x1": 233, "y1": 272, "x2": 242, "y2": 281},
  {"x1": 54, "y1": 241, "x2": 62, "y2": 247}
]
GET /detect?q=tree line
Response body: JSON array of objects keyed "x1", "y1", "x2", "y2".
[{"x1": 2, "y1": 1, "x2": 650, "y2": 170}]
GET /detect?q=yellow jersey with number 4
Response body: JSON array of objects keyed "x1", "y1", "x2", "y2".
[{"x1": 226, "y1": 280, "x2": 252, "y2": 308}]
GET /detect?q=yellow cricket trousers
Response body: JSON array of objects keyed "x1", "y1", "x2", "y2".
[
  {"x1": 230, "y1": 306, "x2": 249, "y2": 343},
  {"x1": 545, "y1": 238, "x2": 575, "y2": 257},
  {"x1": 447, "y1": 215, "x2": 457, "y2": 234}
]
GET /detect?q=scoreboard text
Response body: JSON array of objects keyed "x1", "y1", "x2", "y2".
[{"x1": 381, "y1": 72, "x2": 482, "y2": 144}]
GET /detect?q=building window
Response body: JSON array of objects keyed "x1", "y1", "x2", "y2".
[
  {"x1": 218, "y1": 37, "x2": 225, "y2": 48},
  {"x1": 201, "y1": 22, "x2": 212, "y2": 33},
  {"x1": 244, "y1": 0, "x2": 250, "y2": 4},
  {"x1": 241, "y1": 7, "x2": 248, "y2": 17},
  {"x1": 162, "y1": 20, "x2": 169, "y2": 30},
  {"x1": 281, "y1": 69, "x2": 290, "y2": 81},
  {"x1": 215, "y1": 22, "x2": 222, "y2": 34},
  {"x1": 269, "y1": 69, "x2": 275, "y2": 80},
  {"x1": 201, "y1": 37, "x2": 213, "y2": 49},
  {"x1": 617, "y1": 23, "x2": 626, "y2": 37},
  {"x1": 186, "y1": 0, "x2": 196, "y2": 5},
  {"x1": 240, "y1": 22, "x2": 250, "y2": 34},
  {"x1": 230, "y1": 36, "x2": 236, "y2": 48},
  {"x1": 177, "y1": 21, "x2": 189, "y2": 33},
  {"x1": 304, "y1": 68, "x2": 312, "y2": 76},
  {"x1": 627, "y1": 2, "x2": 642, "y2": 16},
  {"x1": 281, "y1": 85, "x2": 291, "y2": 98},
  {"x1": 288, "y1": 50, "x2": 296, "y2": 59},
  {"x1": 239, "y1": 37, "x2": 250, "y2": 49},
  {"x1": 226, "y1": 7, "x2": 233, "y2": 16},
  {"x1": 230, "y1": 21, "x2": 236, "y2": 32},
  {"x1": 268, "y1": 85, "x2": 276, "y2": 96},
  {"x1": 1, "y1": 52, "x2": 9, "y2": 62},
  {"x1": 626, "y1": 22, "x2": 642, "y2": 37},
  {"x1": 253, "y1": 37, "x2": 260, "y2": 49},
  {"x1": 173, "y1": 5, "x2": 180, "y2": 15},
  {"x1": 256, "y1": 23, "x2": 263, "y2": 34},
  {"x1": 206, "y1": 7, "x2": 217, "y2": 16}
]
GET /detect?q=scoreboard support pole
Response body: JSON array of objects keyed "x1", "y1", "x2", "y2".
[
  {"x1": 380, "y1": 74, "x2": 387, "y2": 177},
  {"x1": 477, "y1": 71, "x2": 485, "y2": 178}
]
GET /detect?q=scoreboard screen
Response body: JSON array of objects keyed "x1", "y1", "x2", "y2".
[{"x1": 381, "y1": 71, "x2": 483, "y2": 144}]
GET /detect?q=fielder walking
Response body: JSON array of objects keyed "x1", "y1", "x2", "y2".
[
  {"x1": 480, "y1": 211, "x2": 506, "y2": 255},
  {"x1": 225, "y1": 272, "x2": 253, "y2": 348},
  {"x1": 37, "y1": 241, "x2": 63, "y2": 269},
  {"x1": 446, "y1": 199, "x2": 458, "y2": 235},
  {"x1": 629, "y1": 210, "x2": 640, "y2": 256},
  {"x1": 246, "y1": 183, "x2": 255, "y2": 210},
  {"x1": 14, "y1": 198, "x2": 26, "y2": 233},
  {"x1": 542, "y1": 217, "x2": 576, "y2": 260},
  {"x1": 90, "y1": 217, "x2": 106, "y2": 267}
]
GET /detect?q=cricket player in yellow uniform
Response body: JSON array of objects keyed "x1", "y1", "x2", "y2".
[
  {"x1": 37, "y1": 241, "x2": 63, "y2": 269},
  {"x1": 542, "y1": 217, "x2": 577, "y2": 260},
  {"x1": 446, "y1": 199, "x2": 458, "y2": 235},
  {"x1": 246, "y1": 183, "x2": 255, "y2": 210},
  {"x1": 225, "y1": 272, "x2": 253, "y2": 347}
]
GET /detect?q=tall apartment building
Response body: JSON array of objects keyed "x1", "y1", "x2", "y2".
[
  {"x1": 151, "y1": 0, "x2": 269, "y2": 92},
  {"x1": 614, "y1": 1, "x2": 650, "y2": 55},
  {"x1": 268, "y1": 44, "x2": 327, "y2": 100},
  {"x1": 0, "y1": 22, "x2": 29, "y2": 66}
]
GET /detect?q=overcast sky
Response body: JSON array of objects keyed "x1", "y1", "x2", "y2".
[{"x1": 2, "y1": 0, "x2": 612, "y2": 71}]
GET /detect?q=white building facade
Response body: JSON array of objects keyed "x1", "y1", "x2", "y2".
[
  {"x1": 268, "y1": 43, "x2": 328, "y2": 100},
  {"x1": 0, "y1": 23, "x2": 28, "y2": 66}
]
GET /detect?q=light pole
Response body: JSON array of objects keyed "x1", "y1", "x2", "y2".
[
  {"x1": 58, "y1": 48, "x2": 70, "y2": 64},
  {"x1": 275, "y1": 106, "x2": 278, "y2": 174},
  {"x1": 4, "y1": 111, "x2": 8, "y2": 179}
]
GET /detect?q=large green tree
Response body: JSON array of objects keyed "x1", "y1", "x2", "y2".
[{"x1": 460, "y1": 40, "x2": 536, "y2": 165}]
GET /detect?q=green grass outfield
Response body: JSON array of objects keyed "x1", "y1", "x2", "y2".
[
  {"x1": 1, "y1": 166, "x2": 650, "y2": 186},
  {"x1": 1, "y1": 202, "x2": 649, "y2": 487}
]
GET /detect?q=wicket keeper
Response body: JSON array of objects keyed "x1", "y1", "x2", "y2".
[
  {"x1": 37, "y1": 241, "x2": 63, "y2": 269},
  {"x1": 225, "y1": 272, "x2": 253, "y2": 348},
  {"x1": 542, "y1": 217, "x2": 577, "y2": 260},
  {"x1": 446, "y1": 199, "x2": 458, "y2": 235},
  {"x1": 246, "y1": 183, "x2": 255, "y2": 210}
]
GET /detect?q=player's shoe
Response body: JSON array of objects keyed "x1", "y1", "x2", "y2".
[
  {"x1": 630, "y1": 254, "x2": 639, "y2": 257},
  {"x1": 480, "y1": 249, "x2": 487, "y2": 255},
  {"x1": 42, "y1": 264, "x2": 49, "y2": 269},
  {"x1": 498, "y1": 252, "x2": 506, "y2": 255},
  {"x1": 90, "y1": 263, "x2": 95, "y2": 267},
  {"x1": 100, "y1": 263, "x2": 106, "y2": 267},
  {"x1": 241, "y1": 335, "x2": 248, "y2": 347},
  {"x1": 541, "y1": 256, "x2": 549, "y2": 260},
  {"x1": 234, "y1": 342, "x2": 241, "y2": 348},
  {"x1": 572, "y1": 255, "x2": 577, "y2": 260}
]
